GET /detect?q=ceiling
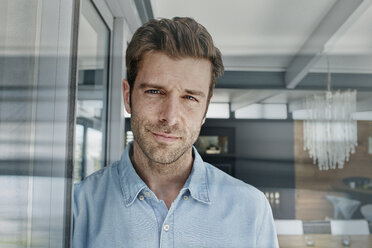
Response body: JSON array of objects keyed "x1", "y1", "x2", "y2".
[
  {"x1": 149, "y1": 0, "x2": 372, "y2": 113},
  {"x1": 154, "y1": 0, "x2": 335, "y2": 71}
]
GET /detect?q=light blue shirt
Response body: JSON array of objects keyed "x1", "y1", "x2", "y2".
[{"x1": 73, "y1": 143, "x2": 279, "y2": 248}]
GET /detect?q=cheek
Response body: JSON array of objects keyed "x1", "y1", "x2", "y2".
[
  {"x1": 181, "y1": 103, "x2": 207, "y2": 124},
  {"x1": 132, "y1": 103, "x2": 164, "y2": 128},
  {"x1": 131, "y1": 95, "x2": 158, "y2": 114},
  {"x1": 185, "y1": 110, "x2": 205, "y2": 128},
  {"x1": 188, "y1": 103, "x2": 208, "y2": 120}
]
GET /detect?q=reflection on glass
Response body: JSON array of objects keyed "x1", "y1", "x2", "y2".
[
  {"x1": 74, "y1": 125, "x2": 84, "y2": 182},
  {"x1": 86, "y1": 128, "x2": 102, "y2": 176},
  {"x1": 73, "y1": 0, "x2": 110, "y2": 182},
  {"x1": 0, "y1": 176, "x2": 29, "y2": 246},
  {"x1": 0, "y1": 1, "x2": 70, "y2": 246}
]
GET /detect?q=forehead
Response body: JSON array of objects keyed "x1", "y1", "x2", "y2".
[{"x1": 136, "y1": 52, "x2": 212, "y2": 91}]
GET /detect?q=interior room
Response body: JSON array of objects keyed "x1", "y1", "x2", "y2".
[
  {"x1": 124, "y1": 0, "x2": 372, "y2": 246},
  {"x1": 1, "y1": 0, "x2": 372, "y2": 247}
]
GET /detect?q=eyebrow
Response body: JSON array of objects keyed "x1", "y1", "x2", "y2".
[
  {"x1": 138, "y1": 82, "x2": 206, "y2": 98},
  {"x1": 138, "y1": 82, "x2": 163, "y2": 89},
  {"x1": 185, "y1": 89, "x2": 206, "y2": 98}
]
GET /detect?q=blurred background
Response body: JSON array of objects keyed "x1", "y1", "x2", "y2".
[{"x1": 1, "y1": 0, "x2": 372, "y2": 247}]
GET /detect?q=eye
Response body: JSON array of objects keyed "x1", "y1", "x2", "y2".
[
  {"x1": 146, "y1": 89, "x2": 161, "y2": 94},
  {"x1": 184, "y1": 95, "x2": 198, "y2": 102}
]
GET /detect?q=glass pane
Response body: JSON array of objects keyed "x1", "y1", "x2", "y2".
[
  {"x1": 74, "y1": 0, "x2": 110, "y2": 182},
  {"x1": 0, "y1": 176, "x2": 29, "y2": 246},
  {"x1": 1, "y1": 1, "x2": 74, "y2": 246}
]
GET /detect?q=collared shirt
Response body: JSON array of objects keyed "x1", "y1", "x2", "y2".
[{"x1": 73, "y1": 143, "x2": 279, "y2": 248}]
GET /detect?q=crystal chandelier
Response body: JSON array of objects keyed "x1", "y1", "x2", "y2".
[
  {"x1": 303, "y1": 90, "x2": 357, "y2": 170},
  {"x1": 303, "y1": 58, "x2": 357, "y2": 170}
]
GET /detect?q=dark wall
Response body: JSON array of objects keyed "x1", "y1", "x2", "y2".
[
  {"x1": 203, "y1": 119, "x2": 295, "y2": 186},
  {"x1": 202, "y1": 118, "x2": 296, "y2": 219}
]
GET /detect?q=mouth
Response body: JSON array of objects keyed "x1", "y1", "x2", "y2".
[{"x1": 151, "y1": 131, "x2": 180, "y2": 143}]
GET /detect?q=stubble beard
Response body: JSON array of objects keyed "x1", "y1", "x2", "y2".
[{"x1": 130, "y1": 112, "x2": 201, "y2": 166}]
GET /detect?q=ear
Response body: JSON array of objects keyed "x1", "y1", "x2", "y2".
[{"x1": 122, "y1": 79, "x2": 131, "y2": 114}]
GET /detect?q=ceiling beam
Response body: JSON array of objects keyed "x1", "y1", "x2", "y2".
[
  {"x1": 217, "y1": 71, "x2": 285, "y2": 89},
  {"x1": 285, "y1": 0, "x2": 372, "y2": 89},
  {"x1": 298, "y1": 72, "x2": 372, "y2": 90},
  {"x1": 217, "y1": 71, "x2": 372, "y2": 91}
]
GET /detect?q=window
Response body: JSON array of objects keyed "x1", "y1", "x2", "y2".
[
  {"x1": 74, "y1": 0, "x2": 110, "y2": 182},
  {"x1": 206, "y1": 103, "x2": 230, "y2": 119},
  {"x1": 235, "y1": 104, "x2": 287, "y2": 119}
]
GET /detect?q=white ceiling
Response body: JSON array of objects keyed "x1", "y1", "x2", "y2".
[
  {"x1": 152, "y1": 0, "x2": 372, "y2": 109},
  {"x1": 154, "y1": 0, "x2": 372, "y2": 72}
]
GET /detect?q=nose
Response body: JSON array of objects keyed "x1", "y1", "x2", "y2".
[{"x1": 159, "y1": 95, "x2": 180, "y2": 126}]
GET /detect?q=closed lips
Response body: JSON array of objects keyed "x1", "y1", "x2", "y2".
[{"x1": 152, "y1": 132, "x2": 180, "y2": 140}]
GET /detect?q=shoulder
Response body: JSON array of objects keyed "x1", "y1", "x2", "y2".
[
  {"x1": 204, "y1": 162, "x2": 266, "y2": 205},
  {"x1": 74, "y1": 160, "x2": 121, "y2": 199}
]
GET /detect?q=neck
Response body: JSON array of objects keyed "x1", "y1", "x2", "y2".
[{"x1": 130, "y1": 141, "x2": 194, "y2": 209}]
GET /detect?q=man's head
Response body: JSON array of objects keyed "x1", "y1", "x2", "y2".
[
  {"x1": 125, "y1": 17, "x2": 224, "y2": 104},
  {"x1": 123, "y1": 17, "x2": 224, "y2": 165}
]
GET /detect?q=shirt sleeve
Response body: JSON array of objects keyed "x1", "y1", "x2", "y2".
[{"x1": 256, "y1": 193, "x2": 279, "y2": 248}]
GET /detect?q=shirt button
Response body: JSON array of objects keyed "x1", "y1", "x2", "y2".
[
  {"x1": 139, "y1": 195, "x2": 144, "y2": 201},
  {"x1": 163, "y1": 224, "x2": 170, "y2": 231},
  {"x1": 183, "y1": 195, "x2": 189, "y2": 200},
  {"x1": 145, "y1": 191, "x2": 151, "y2": 197}
]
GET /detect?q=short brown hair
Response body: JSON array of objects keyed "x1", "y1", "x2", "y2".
[{"x1": 126, "y1": 17, "x2": 224, "y2": 100}]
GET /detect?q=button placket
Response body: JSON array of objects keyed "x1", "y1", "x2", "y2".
[{"x1": 160, "y1": 201, "x2": 176, "y2": 248}]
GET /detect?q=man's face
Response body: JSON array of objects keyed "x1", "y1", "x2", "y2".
[{"x1": 123, "y1": 52, "x2": 211, "y2": 164}]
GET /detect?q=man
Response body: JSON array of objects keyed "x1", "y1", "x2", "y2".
[{"x1": 73, "y1": 17, "x2": 278, "y2": 248}]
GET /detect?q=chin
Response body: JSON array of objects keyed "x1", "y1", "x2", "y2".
[{"x1": 145, "y1": 143, "x2": 192, "y2": 165}]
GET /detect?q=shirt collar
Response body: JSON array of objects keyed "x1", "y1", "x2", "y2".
[
  {"x1": 184, "y1": 147, "x2": 211, "y2": 204},
  {"x1": 118, "y1": 143, "x2": 147, "y2": 207},
  {"x1": 118, "y1": 142, "x2": 211, "y2": 207}
]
